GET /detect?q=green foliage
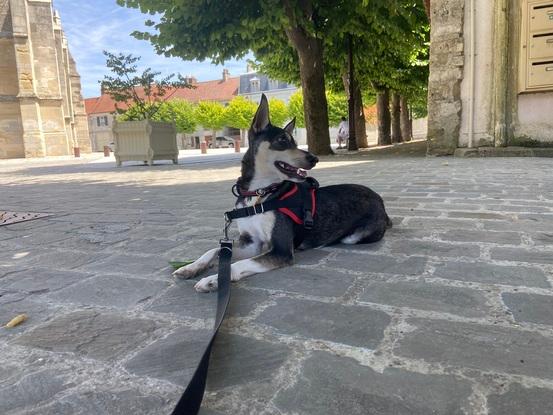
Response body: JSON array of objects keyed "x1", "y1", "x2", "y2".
[
  {"x1": 158, "y1": 100, "x2": 197, "y2": 133},
  {"x1": 100, "y1": 51, "x2": 190, "y2": 120},
  {"x1": 116, "y1": 0, "x2": 430, "y2": 140},
  {"x1": 223, "y1": 96, "x2": 257, "y2": 130},
  {"x1": 115, "y1": 0, "x2": 282, "y2": 63},
  {"x1": 326, "y1": 92, "x2": 348, "y2": 127},
  {"x1": 194, "y1": 101, "x2": 225, "y2": 132},
  {"x1": 409, "y1": 85, "x2": 428, "y2": 119},
  {"x1": 255, "y1": 1, "x2": 430, "y2": 118},
  {"x1": 268, "y1": 98, "x2": 289, "y2": 128},
  {"x1": 118, "y1": 99, "x2": 197, "y2": 133},
  {"x1": 288, "y1": 90, "x2": 347, "y2": 128},
  {"x1": 117, "y1": 102, "x2": 158, "y2": 121},
  {"x1": 287, "y1": 91, "x2": 305, "y2": 129}
]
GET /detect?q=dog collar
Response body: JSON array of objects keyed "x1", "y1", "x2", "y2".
[{"x1": 232, "y1": 182, "x2": 283, "y2": 198}]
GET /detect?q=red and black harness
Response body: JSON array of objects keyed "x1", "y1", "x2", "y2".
[{"x1": 226, "y1": 177, "x2": 319, "y2": 231}]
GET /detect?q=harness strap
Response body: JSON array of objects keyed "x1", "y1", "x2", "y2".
[
  {"x1": 225, "y1": 198, "x2": 303, "y2": 221},
  {"x1": 227, "y1": 179, "x2": 319, "y2": 236},
  {"x1": 171, "y1": 240, "x2": 233, "y2": 415}
]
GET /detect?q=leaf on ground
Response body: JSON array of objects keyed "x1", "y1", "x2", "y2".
[{"x1": 169, "y1": 260, "x2": 194, "y2": 269}]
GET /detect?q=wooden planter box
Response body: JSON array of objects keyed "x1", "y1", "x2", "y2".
[{"x1": 112, "y1": 120, "x2": 178, "y2": 166}]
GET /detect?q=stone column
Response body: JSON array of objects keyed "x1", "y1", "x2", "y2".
[
  {"x1": 426, "y1": 0, "x2": 465, "y2": 156},
  {"x1": 10, "y1": 0, "x2": 46, "y2": 157},
  {"x1": 0, "y1": 1, "x2": 25, "y2": 158},
  {"x1": 492, "y1": 0, "x2": 511, "y2": 147}
]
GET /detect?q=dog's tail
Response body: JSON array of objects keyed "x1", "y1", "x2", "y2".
[{"x1": 385, "y1": 214, "x2": 393, "y2": 229}]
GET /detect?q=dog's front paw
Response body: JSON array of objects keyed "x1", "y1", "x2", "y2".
[
  {"x1": 173, "y1": 264, "x2": 199, "y2": 279},
  {"x1": 194, "y1": 275, "x2": 218, "y2": 293}
]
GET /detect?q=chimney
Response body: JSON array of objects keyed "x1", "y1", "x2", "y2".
[
  {"x1": 222, "y1": 68, "x2": 230, "y2": 81},
  {"x1": 184, "y1": 75, "x2": 197, "y2": 85}
]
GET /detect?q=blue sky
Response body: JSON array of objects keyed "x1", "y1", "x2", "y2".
[{"x1": 53, "y1": 0, "x2": 249, "y2": 98}]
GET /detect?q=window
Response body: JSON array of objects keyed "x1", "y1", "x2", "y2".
[
  {"x1": 96, "y1": 116, "x2": 109, "y2": 127},
  {"x1": 250, "y1": 77, "x2": 260, "y2": 93},
  {"x1": 519, "y1": 1, "x2": 553, "y2": 92},
  {"x1": 268, "y1": 79, "x2": 279, "y2": 90}
]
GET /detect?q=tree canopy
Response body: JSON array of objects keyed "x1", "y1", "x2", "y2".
[
  {"x1": 223, "y1": 96, "x2": 257, "y2": 131},
  {"x1": 115, "y1": 0, "x2": 429, "y2": 151},
  {"x1": 268, "y1": 98, "x2": 289, "y2": 128},
  {"x1": 194, "y1": 101, "x2": 226, "y2": 133},
  {"x1": 115, "y1": 0, "x2": 337, "y2": 154},
  {"x1": 288, "y1": 90, "x2": 348, "y2": 128}
]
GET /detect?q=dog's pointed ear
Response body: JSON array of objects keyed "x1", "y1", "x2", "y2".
[
  {"x1": 284, "y1": 117, "x2": 296, "y2": 134},
  {"x1": 251, "y1": 94, "x2": 270, "y2": 133}
]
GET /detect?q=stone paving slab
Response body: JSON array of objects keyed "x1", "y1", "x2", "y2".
[
  {"x1": 14, "y1": 310, "x2": 163, "y2": 362},
  {"x1": 358, "y1": 280, "x2": 490, "y2": 317},
  {"x1": 487, "y1": 384, "x2": 553, "y2": 415},
  {"x1": 502, "y1": 292, "x2": 553, "y2": 326},
  {"x1": 2, "y1": 150, "x2": 553, "y2": 414},
  {"x1": 273, "y1": 351, "x2": 472, "y2": 415},
  {"x1": 124, "y1": 327, "x2": 212, "y2": 386},
  {"x1": 396, "y1": 318, "x2": 553, "y2": 379},
  {"x1": 256, "y1": 297, "x2": 391, "y2": 348}
]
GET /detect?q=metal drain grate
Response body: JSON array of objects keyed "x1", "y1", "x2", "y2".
[{"x1": 0, "y1": 211, "x2": 50, "y2": 226}]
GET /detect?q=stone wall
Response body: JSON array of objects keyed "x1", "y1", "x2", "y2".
[
  {"x1": 426, "y1": 0, "x2": 465, "y2": 155},
  {"x1": 0, "y1": 0, "x2": 90, "y2": 159}
]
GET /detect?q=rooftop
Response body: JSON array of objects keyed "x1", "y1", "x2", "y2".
[{"x1": 84, "y1": 76, "x2": 240, "y2": 115}]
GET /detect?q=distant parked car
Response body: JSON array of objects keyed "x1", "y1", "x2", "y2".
[{"x1": 209, "y1": 136, "x2": 235, "y2": 148}]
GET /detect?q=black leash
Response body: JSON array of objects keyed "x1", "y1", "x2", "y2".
[
  {"x1": 171, "y1": 178, "x2": 317, "y2": 413},
  {"x1": 171, "y1": 237, "x2": 233, "y2": 415}
]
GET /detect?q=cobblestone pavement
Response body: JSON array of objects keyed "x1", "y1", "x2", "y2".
[{"x1": 1, "y1": 143, "x2": 553, "y2": 414}]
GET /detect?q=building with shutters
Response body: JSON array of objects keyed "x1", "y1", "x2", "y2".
[{"x1": 427, "y1": 0, "x2": 553, "y2": 155}]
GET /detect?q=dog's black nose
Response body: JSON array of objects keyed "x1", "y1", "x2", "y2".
[{"x1": 306, "y1": 153, "x2": 319, "y2": 165}]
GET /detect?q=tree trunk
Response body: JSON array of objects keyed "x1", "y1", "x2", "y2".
[
  {"x1": 400, "y1": 96, "x2": 412, "y2": 142},
  {"x1": 354, "y1": 81, "x2": 368, "y2": 148},
  {"x1": 377, "y1": 89, "x2": 391, "y2": 146},
  {"x1": 342, "y1": 74, "x2": 368, "y2": 149},
  {"x1": 424, "y1": 0, "x2": 431, "y2": 23},
  {"x1": 285, "y1": 28, "x2": 332, "y2": 155},
  {"x1": 391, "y1": 92, "x2": 402, "y2": 143}
]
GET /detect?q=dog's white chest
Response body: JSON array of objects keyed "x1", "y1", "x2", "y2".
[{"x1": 235, "y1": 198, "x2": 276, "y2": 243}]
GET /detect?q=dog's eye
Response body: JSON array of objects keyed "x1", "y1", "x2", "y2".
[{"x1": 278, "y1": 137, "x2": 289, "y2": 145}]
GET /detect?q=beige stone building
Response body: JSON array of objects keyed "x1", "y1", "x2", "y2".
[
  {"x1": 0, "y1": 0, "x2": 90, "y2": 159},
  {"x1": 427, "y1": 0, "x2": 553, "y2": 155}
]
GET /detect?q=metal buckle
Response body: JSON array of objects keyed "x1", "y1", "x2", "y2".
[
  {"x1": 256, "y1": 188, "x2": 266, "y2": 196},
  {"x1": 253, "y1": 204, "x2": 265, "y2": 214}
]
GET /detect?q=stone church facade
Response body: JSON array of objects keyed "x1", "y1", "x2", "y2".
[
  {"x1": 427, "y1": 0, "x2": 553, "y2": 155},
  {"x1": 0, "y1": 0, "x2": 90, "y2": 159}
]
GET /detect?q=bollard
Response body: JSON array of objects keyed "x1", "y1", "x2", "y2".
[
  {"x1": 103, "y1": 146, "x2": 110, "y2": 157},
  {"x1": 234, "y1": 138, "x2": 241, "y2": 153},
  {"x1": 200, "y1": 142, "x2": 207, "y2": 154},
  {"x1": 73, "y1": 147, "x2": 80, "y2": 158}
]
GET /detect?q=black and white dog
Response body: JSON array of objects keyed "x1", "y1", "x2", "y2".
[{"x1": 174, "y1": 94, "x2": 391, "y2": 292}]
